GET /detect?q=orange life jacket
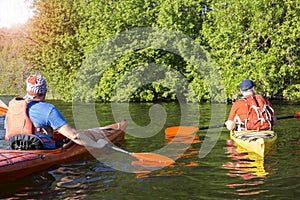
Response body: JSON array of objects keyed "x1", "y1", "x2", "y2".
[
  {"x1": 5, "y1": 97, "x2": 64, "y2": 141},
  {"x1": 5, "y1": 97, "x2": 34, "y2": 140}
]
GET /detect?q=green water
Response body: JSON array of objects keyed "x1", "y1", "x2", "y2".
[{"x1": 0, "y1": 101, "x2": 299, "y2": 199}]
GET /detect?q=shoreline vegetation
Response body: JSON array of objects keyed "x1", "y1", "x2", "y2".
[{"x1": 0, "y1": 0, "x2": 299, "y2": 103}]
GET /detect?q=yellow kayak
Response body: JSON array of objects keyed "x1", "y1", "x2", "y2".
[{"x1": 230, "y1": 130, "x2": 277, "y2": 157}]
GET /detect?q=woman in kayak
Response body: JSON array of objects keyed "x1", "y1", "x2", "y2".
[
  {"x1": 5, "y1": 74, "x2": 104, "y2": 150},
  {"x1": 225, "y1": 79, "x2": 275, "y2": 132}
]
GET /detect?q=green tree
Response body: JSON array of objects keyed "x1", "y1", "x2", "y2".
[
  {"x1": 0, "y1": 27, "x2": 31, "y2": 96},
  {"x1": 200, "y1": 0, "x2": 300, "y2": 100},
  {"x1": 2, "y1": 0, "x2": 298, "y2": 102},
  {"x1": 75, "y1": 0, "x2": 216, "y2": 102},
  {"x1": 23, "y1": 0, "x2": 84, "y2": 100}
]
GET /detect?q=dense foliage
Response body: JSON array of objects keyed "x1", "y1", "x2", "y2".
[
  {"x1": 0, "y1": 0, "x2": 299, "y2": 102},
  {"x1": 201, "y1": 0, "x2": 300, "y2": 100}
]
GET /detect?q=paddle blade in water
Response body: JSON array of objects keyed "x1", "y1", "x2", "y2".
[
  {"x1": 165, "y1": 126, "x2": 199, "y2": 137},
  {"x1": 131, "y1": 153, "x2": 175, "y2": 166},
  {"x1": 132, "y1": 160, "x2": 172, "y2": 167}
]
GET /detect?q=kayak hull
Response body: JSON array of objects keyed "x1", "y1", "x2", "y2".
[
  {"x1": 230, "y1": 130, "x2": 277, "y2": 157},
  {"x1": 0, "y1": 121, "x2": 126, "y2": 183}
]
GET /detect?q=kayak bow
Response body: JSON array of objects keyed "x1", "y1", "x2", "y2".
[{"x1": 230, "y1": 129, "x2": 277, "y2": 157}]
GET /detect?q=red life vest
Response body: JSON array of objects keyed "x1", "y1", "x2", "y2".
[
  {"x1": 5, "y1": 97, "x2": 34, "y2": 140},
  {"x1": 244, "y1": 95, "x2": 274, "y2": 130}
]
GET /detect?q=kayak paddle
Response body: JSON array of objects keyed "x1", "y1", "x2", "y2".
[
  {"x1": 165, "y1": 112, "x2": 300, "y2": 137},
  {"x1": 1, "y1": 99, "x2": 175, "y2": 166},
  {"x1": 276, "y1": 112, "x2": 300, "y2": 120},
  {"x1": 165, "y1": 124, "x2": 226, "y2": 137},
  {"x1": 0, "y1": 99, "x2": 8, "y2": 116},
  {"x1": 96, "y1": 138, "x2": 175, "y2": 166},
  {"x1": 0, "y1": 106, "x2": 7, "y2": 117},
  {"x1": 0, "y1": 105, "x2": 175, "y2": 166}
]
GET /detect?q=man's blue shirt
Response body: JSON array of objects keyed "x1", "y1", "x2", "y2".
[{"x1": 27, "y1": 101, "x2": 67, "y2": 130}]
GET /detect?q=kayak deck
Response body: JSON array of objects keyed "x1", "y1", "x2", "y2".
[
  {"x1": 0, "y1": 121, "x2": 127, "y2": 183},
  {"x1": 230, "y1": 130, "x2": 277, "y2": 157}
]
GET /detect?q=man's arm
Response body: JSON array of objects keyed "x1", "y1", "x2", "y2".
[
  {"x1": 57, "y1": 123, "x2": 107, "y2": 148},
  {"x1": 225, "y1": 102, "x2": 239, "y2": 130},
  {"x1": 56, "y1": 123, "x2": 84, "y2": 145}
]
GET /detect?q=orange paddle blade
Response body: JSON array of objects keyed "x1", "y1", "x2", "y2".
[
  {"x1": 165, "y1": 126, "x2": 199, "y2": 137},
  {"x1": 0, "y1": 107, "x2": 8, "y2": 116},
  {"x1": 165, "y1": 135, "x2": 199, "y2": 144},
  {"x1": 132, "y1": 160, "x2": 171, "y2": 167},
  {"x1": 294, "y1": 112, "x2": 300, "y2": 118},
  {"x1": 131, "y1": 153, "x2": 175, "y2": 166}
]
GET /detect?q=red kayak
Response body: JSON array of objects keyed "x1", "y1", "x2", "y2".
[{"x1": 0, "y1": 121, "x2": 127, "y2": 183}]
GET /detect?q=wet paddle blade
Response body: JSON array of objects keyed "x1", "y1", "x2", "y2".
[
  {"x1": 109, "y1": 144, "x2": 175, "y2": 167},
  {"x1": 0, "y1": 107, "x2": 7, "y2": 116},
  {"x1": 132, "y1": 160, "x2": 172, "y2": 167},
  {"x1": 165, "y1": 126, "x2": 199, "y2": 137},
  {"x1": 294, "y1": 112, "x2": 300, "y2": 118},
  {"x1": 131, "y1": 152, "x2": 175, "y2": 166}
]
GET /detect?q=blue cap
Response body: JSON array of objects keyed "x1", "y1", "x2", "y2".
[{"x1": 240, "y1": 79, "x2": 255, "y2": 91}]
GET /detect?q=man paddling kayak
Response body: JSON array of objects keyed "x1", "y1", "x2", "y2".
[
  {"x1": 5, "y1": 74, "x2": 107, "y2": 150},
  {"x1": 225, "y1": 79, "x2": 275, "y2": 131}
]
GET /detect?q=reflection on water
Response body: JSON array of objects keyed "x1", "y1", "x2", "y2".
[
  {"x1": 134, "y1": 133, "x2": 201, "y2": 178},
  {"x1": 49, "y1": 162, "x2": 94, "y2": 199},
  {"x1": 165, "y1": 134, "x2": 201, "y2": 167},
  {"x1": 0, "y1": 171, "x2": 56, "y2": 199},
  {"x1": 223, "y1": 139, "x2": 275, "y2": 196}
]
